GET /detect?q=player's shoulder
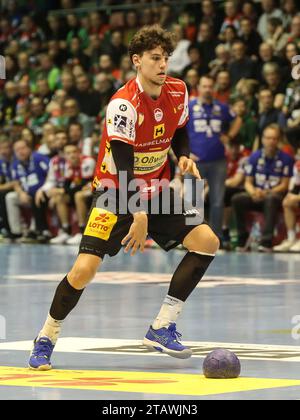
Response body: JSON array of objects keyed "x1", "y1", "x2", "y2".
[
  {"x1": 164, "y1": 76, "x2": 187, "y2": 92},
  {"x1": 109, "y1": 78, "x2": 139, "y2": 110},
  {"x1": 278, "y1": 149, "x2": 294, "y2": 164},
  {"x1": 249, "y1": 149, "x2": 262, "y2": 162}
]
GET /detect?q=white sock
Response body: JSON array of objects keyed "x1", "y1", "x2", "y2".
[
  {"x1": 288, "y1": 230, "x2": 296, "y2": 242},
  {"x1": 152, "y1": 295, "x2": 184, "y2": 330},
  {"x1": 38, "y1": 314, "x2": 63, "y2": 344}
]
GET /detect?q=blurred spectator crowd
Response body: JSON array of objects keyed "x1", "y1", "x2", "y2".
[{"x1": 0, "y1": 0, "x2": 300, "y2": 252}]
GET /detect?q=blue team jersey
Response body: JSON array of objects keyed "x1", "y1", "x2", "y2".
[
  {"x1": 245, "y1": 149, "x2": 294, "y2": 189},
  {"x1": 12, "y1": 152, "x2": 49, "y2": 196},
  {"x1": 0, "y1": 159, "x2": 13, "y2": 183},
  {"x1": 186, "y1": 99, "x2": 235, "y2": 162}
]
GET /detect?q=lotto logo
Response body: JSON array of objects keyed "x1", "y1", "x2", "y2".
[
  {"x1": 95, "y1": 214, "x2": 110, "y2": 223},
  {"x1": 84, "y1": 208, "x2": 118, "y2": 240}
]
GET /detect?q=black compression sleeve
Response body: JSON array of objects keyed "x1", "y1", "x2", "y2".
[
  {"x1": 110, "y1": 140, "x2": 135, "y2": 185},
  {"x1": 171, "y1": 126, "x2": 190, "y2": 160}
]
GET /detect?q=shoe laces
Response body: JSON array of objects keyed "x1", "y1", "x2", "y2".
[
  {"x1": 33, "y1": 339, "x2": 53, "y2": 358},
  {"x1": 167, "y1": 323, "x2": 182, "y2": 342}
]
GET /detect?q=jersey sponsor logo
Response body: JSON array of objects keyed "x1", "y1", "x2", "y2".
[
  {"x1": 84, "y1": 208, "x2": 118, "y2": 240},
  {"x1": 114, "y1": 115, "x2": 127, "y2": 134},
  {"x1": 119, "y1": 104, "x2": 127, "y2": 112},
  {"x1": 154, "y1": 108, "x2": 163, "y2": 122},
  {"x1": 135, "y1": 137, "x2": 172, "y2": 148},
  {"x1": 133, "y1": 149, "x2": 169, "y2": 174},
  {"x1": 153, "y1": 124, "x2": 165, "y2": 139}
]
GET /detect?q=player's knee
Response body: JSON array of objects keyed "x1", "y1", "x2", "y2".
[
  {"x1": 68, "y1": 261, "x2": 98, "y2": 288},
  {"x1": 184, "y1": 226, "x2": 220, "y2": 254}
]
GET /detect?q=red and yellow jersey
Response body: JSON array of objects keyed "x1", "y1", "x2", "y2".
[{"x1": 93, "y1": 75, "x2": 188, "y2": 195}]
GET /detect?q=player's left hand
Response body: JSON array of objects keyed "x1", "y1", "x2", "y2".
[
  {"x1": 121, "y1": 212, "x2": 148, "y2": 256},
  {"x1": 178, "y1": 156, "x2": 201, "y2": 179}
]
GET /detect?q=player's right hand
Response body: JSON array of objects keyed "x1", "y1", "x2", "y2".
[{"x1": 121, "y1": 212, "x2": 148, "y2": 256}]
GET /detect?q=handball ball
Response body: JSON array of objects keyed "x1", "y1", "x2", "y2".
[{"x1": 203, "y1": 348, "x2": 241, "y2": 379}]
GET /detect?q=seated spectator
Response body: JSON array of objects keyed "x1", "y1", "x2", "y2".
[
  {"x1": 228, "y1": 40, "x2": 257, "y2": 86},
  {"x1": 197, "y1": 22, "x2": 218, "y2": 69},
  {"x1": 256, "y1": 88, "x2": 286, "y2": 147},
  {"x1": 219, "y1": 0, "x2": 242, "y2": 35},
  {"x1": 88, "y1": 11, "x2": 110, "y2": 40},
  {"x1": 262, "y1": 66, "x2": 285, "y2": 104},
  {"x1": 66, "y1": 13, "x2": 89, "y2": 50},
  {"x1": 59, "y1": 71, "x2": 76, "y2": 97},
  {"x1": 257, "y1": 42, "x2": 283, "y2": 82},
  {"x1": 68, "y1": 122, "x2": 93, "y2": 157},
  {"x1": 281, "y1": 0, "x2": 298, "y2": 31},
  {"x1": 287, "y1": 14, "x2": 300, "y2": 49},
  {"x1": 241, "y1": 1, "x2": 258, "y2": 24},
  {"x1": 46, "y1": 14, "x2": 68, "y2": 45},
  {"x1": 265, "y1": 17, "x2": 290, "y2": 55},
  {"x1": 168, "y1": 24, "x2": 191, "y2": 76},
  {"x1": 222, "y1": 24, "x2": 239, "y2": 51},
  {"x1": 123, "y1": 10, "x2": 139, "y2": 46},
  {"x1": 209, "y1": 44, "x2": 230, "y2": 78},
  {"x1": 67, "y1": 37, "x2": 90, "y2": 72},
  {"x1": 20, "y1": 127, "x2": 37, "y2": 150},
  {"x1": 94, "y1": 73, "x2": 116, "y2": 120},
  {"x1": 48, "y1": 144, "x2": 95, "y2": 245},
  {"x1": 98, "y1": 54, "x2": 121, "y2": 85},
  {"x1": 102, "y1": 30, "x2": 128, "y2": 68},
  {"x1": 239, "y1": 17, "x2": 263, "y2": 59},
  {"x1": 185, "y1": 69, "x2": 199, "y2": 99},
  {"x1": 35, "y1": 130, "x2": 68, "y2": 240},
  {"x1": 46, "y1": 88, "x2": 67, "y2": 119},
  {"x1": 182, "y1": 44, "x2": 207, "y2": 78},
  {"x1": 232, "y1": 78, "x2": 259, "y2": 116},
  {"x1": 273, "y1": 159, "x2": 300, "y2": 252},
  {"x1": 37, "y1": 54, "x2": 61, "y2": 92},
  {"x1": 27, "y1": 96, "x2": 50, "y2": 139},
  {"x1": 36, "y1": 78, "x2": 53, "y2": 107},
  {"x1": 6, "y1": 139, "x2": 50, "y2": 243},
  {"x1": 58, "y1": 98, "x2": 95, "y2": 138},
  {"x1": 222, "y1": 141, "x2": 248, "y2": 249},
  {"x1": 178, "y1": 11, "x2": 197, "y2": 42},
  {"x1": 0, "y1": 81, "x2": 19, "y2": 125},
  {"x1": 119, "y1": 56, "x2": 135, "y2": 84},
  {"x1": 72, "y1": 74, "x2": 101, "y2": 117},
  {"x1": 198, "y1": 0, "x2": 223, "y2": 35},
  {"x1": 213, "y1": 70, "x2": 231, "y2": 104},
  {"x1": 232, "y1": 124, "x2": 294, "y2": 252},
  {"x1": 232, "y1": 97, "x2": 257, "y2": 152},
  {"x1": 257, "y1": 0, "x2": 283, "y2": 41},
  {"x1": 0, "y1": 137, "x2": 17, "y2": 241}
]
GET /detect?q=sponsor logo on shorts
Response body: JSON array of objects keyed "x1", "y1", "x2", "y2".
[{"x1": 84, "y1": 208, "x2": 117, "y2": 241}]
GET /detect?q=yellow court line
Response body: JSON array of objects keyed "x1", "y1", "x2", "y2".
[{"x1": 1, "y1": 366, "x2": 300, "y2": 396}]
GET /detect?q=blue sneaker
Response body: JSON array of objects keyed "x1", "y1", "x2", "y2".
[
  {"x1": 28, "y1": 336, "x2": 55, "y2": 370},
  {"x1": 143, "y1": 323, "x2": 192, "y2": 359}
]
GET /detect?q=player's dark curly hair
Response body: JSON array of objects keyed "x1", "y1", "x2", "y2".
[{"x1": 128, "y1": 25, "x2": 175, "y2": 61}]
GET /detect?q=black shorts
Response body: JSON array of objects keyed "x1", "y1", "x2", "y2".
[{"x1": 79, "y1": 187, "x2": 206, "y2": 259}]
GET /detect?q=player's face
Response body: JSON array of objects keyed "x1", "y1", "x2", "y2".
[{"x1": 134, "y1": 47, "x2": 168, "y2": 87}]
